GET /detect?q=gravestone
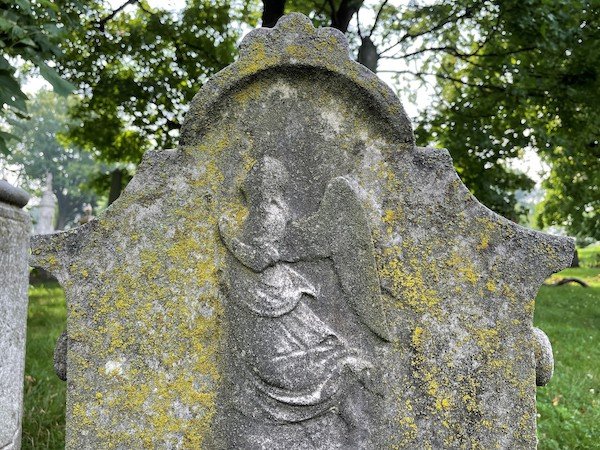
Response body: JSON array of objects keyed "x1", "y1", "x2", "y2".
[
  {"x1": 0, "y1": 180, "x2": 30, "y2": 450},
  {"x1": 30, "y1": 14, "x2": 573, "y2": 449},
  {"x1": 35, "y1": 173, "x2": 56, "y2": 235}
]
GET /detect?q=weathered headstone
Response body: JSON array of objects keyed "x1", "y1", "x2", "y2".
[
  {"x1": 31, "y1": 14, "x2": 573, "y2": 449},
  {"x1": 35, "y1": 173, "x2": 56, "y2": 235},
  {"x1": 0, "y1": 180, "x2": 30, "y2": 450}
]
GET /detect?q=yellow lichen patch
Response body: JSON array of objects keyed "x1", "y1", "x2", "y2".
[
  {"x1": 396, "y1": 416, "x2": 418, "y2": 444},
  {"x1": 412, "y1": 326, "x2": 424, "y2": 348},
  {"x1": 383, "y1": 209, "x2": 396, "y2": 224},
  {"x1": 237, "y1": 41, "x2": 278, "y2": 76},
  {"x1": 65, "y1": 148, "x2": 229, "y2": 448},
  {"x1": 502, "y1": 284, "x2": 518, "y2": 306},
  {"x1": 34, "y1": 253, "x2": 59, "y2": 272},
  {"x1": 233, "y1": 80, "x2": 265, "y2": 105},
  {"x1": 219, "y1": 201, "x2": 249, "y2": 234},
  {"x1": 314, "y1": 35, "x2": 342, "y2": 58},
  {"x1": 189, "y1": 126, "x2": 245, "y2": 163},
  {"x1": 284, "y1": 44, "x2": 309, "y2": 60},
  {"x1": 435, "y1": 396, "x2": 452, "y2": 411},
  {"x1": 241, "y1": 150, "x2": 257, "y2": 173},
  {"x1": 445, "y1": 250, "x2": 479, "y2": 285},
  {"x1": 470, "y1": 326, "x2": 500, "y2": 355},
  {"x1": 475, "y1": 217, "x2": 499, "y2": 251},
  {"x1": 379, "y1": 242, "x2": 442, "y2": 315},
  {"x1": 524, "y1": 299, "x2": 536, "y2": 316}
]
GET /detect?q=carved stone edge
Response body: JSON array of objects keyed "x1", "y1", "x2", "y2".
[
  {"x1": 0, "y1": 180, "x2": 29, "y2": 209},
  {"x1": 415, "y1": 146, "x2": 568, "y2": 393},
  {"x1": 179, "y1": 13, "x2": 414, "y2": 148},
  {"x1": 54, "y1": 331, "x2": 68, "y2": 382},
  {"x1": 415, "y1": 146, "x2": 575, "y2": 279},
  {"x1": 176, "y1": 12, "x2": 573, "y2": 277},
  {"x1": 28, "y1": 149, "x2": 180, "y2": 280},
  {"x1": 29, "y1": 223, "x2": 94, "y2": 283}
]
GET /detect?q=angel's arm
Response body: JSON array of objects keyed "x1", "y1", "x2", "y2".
[{"x1": 218, "y1": 217, "x2": 278, "y2": 272}]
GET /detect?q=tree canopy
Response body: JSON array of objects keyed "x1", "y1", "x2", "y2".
[
  {"x1": 0, "y1": 0, "x2": 82, "y2": 152},
  {"x1": 414, "y1": 0, "x2": 599, "y2": 233},
  {"x1": 2, "y1": 89, "x2": 97, "y2": 229},
  {"x1": 2, "y1": 0, "x2": 598, "y2": 238},
  {"x1": 58, "y1": 0, "x2": 259, "y2": 199}
]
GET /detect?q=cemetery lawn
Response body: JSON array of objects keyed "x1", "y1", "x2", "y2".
[
  {"x1": 23, "y1": 261, "x2": 599, "y2": 449},
  {"x1": 22, "y1": 283, "x2": 66, "y2": 450},
  {"x1": 535, "y1": 264, "x2": 600, "y2": 450}
]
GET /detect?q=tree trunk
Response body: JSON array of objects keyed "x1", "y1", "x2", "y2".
[
  {"x1": 262, "y1": 0, "x2": 286, "y2": 28},
  {"x1": 55, "y1": 190, "x2": 69, "y2": 231},
  {"x1": 358, "y1": 37, "x2": 379, "y2": 72},
  {"x1": 108, "y1": 168, "x2": 123, "y2": 206},
  {"x1": 331, "y1": 0, "x2": 364, "y2": 33}
]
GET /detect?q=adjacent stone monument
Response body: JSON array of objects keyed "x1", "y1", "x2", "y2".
[
  {"x1": 35, "y1": 173, "x2": 56, "y2": 235},
  {"x1": 0, "y1": 180, "x2": 30, "y2": 450},
  {"x1": 30, "y1": 14, "x2": 573, "y2": 449}
]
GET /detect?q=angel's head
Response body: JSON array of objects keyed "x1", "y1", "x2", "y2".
[{"x1": 242, "y1": 156, "x2": 290, "y2": 241}]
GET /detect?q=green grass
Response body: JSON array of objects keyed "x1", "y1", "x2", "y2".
[
  {"x1": 535, "y1": 267, "x2": 600, "y2": 449},
  {"x1": 22, "y1": 283, "x2": 66, "y2": 450},
  {"x1": 579, "y1": 243, "x2": 600, "y2": 268},
  {"x1": 22, "y1": 260, "x2": 599, "y2": 449}
]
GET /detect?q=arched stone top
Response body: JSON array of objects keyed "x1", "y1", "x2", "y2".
[{"x1": 180, "y1": 13, "x2": 414, "y2": 147}]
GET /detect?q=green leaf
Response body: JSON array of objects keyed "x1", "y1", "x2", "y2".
[
  {"x1": 0, "y1": 16, "x2": 16, "y2": 32},
  {"x1": 0, "y1": 130, "x2": 19, "y2": 154},
  {"x1": 37, "y1": 62, "x2": 75, "y2": 96},
  {"x1": 18, "y1": 37, "x2": 37, "y2": 48}
]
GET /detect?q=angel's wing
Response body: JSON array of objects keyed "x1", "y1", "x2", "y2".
[{"x1": 318, "y1": 177, "x2": 393, "y2": 342}]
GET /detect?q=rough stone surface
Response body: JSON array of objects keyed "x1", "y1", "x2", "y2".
[
  {"x1": 30, "y1": 14, "x2": 574, "y2": 449},
  {"x1": 0, "y1": 183, "x2": 30, "y2": 450}
]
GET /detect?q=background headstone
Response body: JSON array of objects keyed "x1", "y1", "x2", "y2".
[
  {"x1": 35, "y1": 172, "x2": 56, "y2": 235},
  {"x1": 0, "y1": 180, "x2": 30, "y2": 450},
  {"x1": 31, "y1": 14, "x2": 573, "y2": 449}
]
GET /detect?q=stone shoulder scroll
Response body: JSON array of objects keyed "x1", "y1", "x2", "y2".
[{"x1": 29, "y1": 13, "x2": 573, "y2": 450}]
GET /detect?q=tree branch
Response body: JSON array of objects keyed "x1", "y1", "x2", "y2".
[
  {"x1": 379, "y1": 4, "x2": 479, "y2": 56},
  {"x1": 327, "y1": 0, "x2": 337, "y2": 24},
  {"x1": 98, "y1": 0, "x2": 139, "y2": 31},
  {"x1": 331, "y1": 0, "x2": 364, "y2": 33},
  {"x1": 262, "y1": 0, "x2": 286, "y2": 28},
  {"x1": 369, "y1": 0, "x2": 389, "y2": 37},
  {"x1": 543, "y1": 277, "x2": 589, "y2": 287},
  {"x1": 356, "y1": 8, "x2": 363, "y2": 39},
  {"x1": 380, "y1": 45, "x2": 536, "y2": 61},
  {"x1": 377, "y1": 69, "x2": 507, "y2": 92}
]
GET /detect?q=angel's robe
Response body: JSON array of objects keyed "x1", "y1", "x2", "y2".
[{"x1": 226, "y1": 261, "x2": 363, "y2": 423}]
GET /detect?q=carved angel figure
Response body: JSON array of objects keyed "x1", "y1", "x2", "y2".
[{"x1": 219, "y1": 156, "x2": 390, "y2": 445}]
